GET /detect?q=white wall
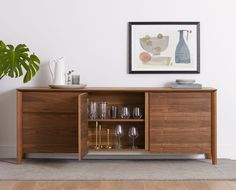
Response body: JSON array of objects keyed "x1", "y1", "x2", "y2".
[{"x1": 0, "y1": 0, "x2": 236, "y2": 159}]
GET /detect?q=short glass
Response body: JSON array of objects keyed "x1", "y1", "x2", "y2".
[
  {"x1": 132, "y1": 107, "x2": 142, "y2": 119},
  {"x1": 89, "y1": 101, "x2": 97, "y2": 119},
  {"x1": 71, "y1": 75, "x2": 80, "y2": 85},
  {"x1": 120, "y1": 106, "x2": 130, "y2": 119},
  {"x1": 111, "y1": 105, "x2": 118, "y2": 119},
  {"x1": 99, "y1": 101, "x2": 108, "y2": 119}
]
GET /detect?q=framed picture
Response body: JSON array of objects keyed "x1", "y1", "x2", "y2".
[{"x1": 128, "y1": 22, "x2": 200, "y2": 73}]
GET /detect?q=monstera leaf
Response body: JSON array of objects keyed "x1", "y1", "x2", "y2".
[{"x1": 0, "y1": 40, "x2": 40, "y2": 83}]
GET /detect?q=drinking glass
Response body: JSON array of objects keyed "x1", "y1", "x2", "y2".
[
  {"x1": 128, "y1": 127, "x2": 139, "y2": 149},
  {"x1": 72, "y1": 75, "x2": 80, "y2": 85},
  {"x1": 110, "y1": 105, "x2": 118, "y2": 119},
  {"x1": 132, "y1": 107, "x2": 142, "y2": 119},
  {"x1": 89, "y1": 101, "x2": 97, "y2": 119},
  {"x1": 115, "y1": 124, "x2": 124, "y2": 149},
  {"x1": 120, "y1": 106, "x2": 130, "y2": 119},
  {"x1": 99, "y1": 101, "x2": 108, "y2": 119}
]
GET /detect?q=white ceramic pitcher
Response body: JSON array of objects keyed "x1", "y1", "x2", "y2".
[{"x1": 49, "y1": 57, "x2": 65, "y2": 85}]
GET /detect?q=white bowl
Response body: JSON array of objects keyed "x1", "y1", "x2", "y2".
[{"x1": 140, "y1": 36, "x2": 169, "y2": 55}]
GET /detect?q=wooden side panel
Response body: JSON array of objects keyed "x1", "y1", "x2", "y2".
[
  {"x1": 211, "y1": 91, "x2": 217, "y2": 164},
  {"x1": 150, "y1": 92, "x2": 211, "y2": 154},
  {"x1": 23, "y1": 113, "x2": 78, "y2": 153},
  {"x1": 23, "y1": 92, "x2": 78, "y2": 113},
  {"x1": 145, "y1": 92, "x2": 149, "y2": 150},
  {"x1": 78, "y1": 93, "x2": 88, "y2": 160},
  {"x1": 16, "y1": 91, "x2": 23, "y2": 164}
]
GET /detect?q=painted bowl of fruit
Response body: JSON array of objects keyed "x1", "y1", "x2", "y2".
[{"x1": 140, "y1": 34, "x2": 169, "y2": 55}]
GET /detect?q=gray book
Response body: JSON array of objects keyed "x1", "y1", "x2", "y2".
[{"x1": 171, "y1": 83, "x2": 202, "y2": 89}]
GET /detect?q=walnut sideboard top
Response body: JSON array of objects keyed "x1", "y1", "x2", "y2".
[{"x1": 17, "y1": 87, "x2": 216, "y2": 92}]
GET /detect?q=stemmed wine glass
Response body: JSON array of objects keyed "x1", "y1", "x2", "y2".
[
  {"x1": 128, "y1": 127, "x2": 139, "y2": 149},
  {"x1": 115, "y1": 124, "x2": 124, "y2": 149}
]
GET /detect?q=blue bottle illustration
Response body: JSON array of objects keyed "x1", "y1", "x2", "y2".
[{"x1": 175, "y1": 30, "x2": 191, "y2": 63}]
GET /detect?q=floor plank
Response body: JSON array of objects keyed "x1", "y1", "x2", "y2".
[
  {"x1": 61, "y1": 181, "x2": 100, "y2": 190},
  {"x1": 227, "y1": 181, "x2": 236, "y2": 190},
  {"x1": 206, "y1": 181, "x2": 233, "y2": 190},
  {"x1": 0, "y1": 181, "x2": 236, "y2": 190},
  {"x1": 0, "y1": 181, "x2": 14, "y2": 190},
  {"x1": 143, "y1": 181, "x2": 188, "y2": 190},
  {"x1": 184, "y1": 181, "x2": 211, "y2": 190},
  {"x1": 100, "y1": 181, "x2": 122, "y2": 190},
  {"x1": 122, "y1": 181, "x2": 144, "y2": 190}
]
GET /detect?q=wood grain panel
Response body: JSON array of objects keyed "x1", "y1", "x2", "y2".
[
  {"x1": 23, "y1": 144, "x2": 78, "y2": 153},
  {"x1": 150, "y1": 144, "x2": 211, "y2": 153},
  {"x1": 88, "y1": 92, "x2": 144, "y2": 103},
  {"x1": 150, "y1": 127, "x2": 210, "y2": 143},
  {"x1": 150, "y1": 92, "x2": 211, "y2": 102},
  {"x1": 150, "y1": 92, "x2": 211, "y2": 154},
  {"x1": 17, "y1": 91, "x2": 23, "y2": 164},
  {"x1": 145, "y1": 92, "x2": 149, "y2": 150},
  {"x1": 151, "y1": 118, "x2": 210, "y2": 127},
  {"x1": 211, "y1": 91, "x2": 217, "y2": 164},
  {"x1": 23, "y1": 92, "x2": 78, "y2": 113},
  {"x1": 23, "y1": 113, "x2": 78, "y2": 153},
  {"x1": 78, "y1": 93, "x2": 88, "y2": 160}
]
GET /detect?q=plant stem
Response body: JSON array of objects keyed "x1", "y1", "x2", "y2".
[
  {"x1": 132, "y1": 137, "x2": 135, "y2": 149},
  {"x1": 118, "y1": 136, "x2": 121, "y2": 149}
]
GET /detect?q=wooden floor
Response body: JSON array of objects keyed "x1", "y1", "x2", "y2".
[{"x1": 0, "y1": 181, "x2": 236, "y2": 190}]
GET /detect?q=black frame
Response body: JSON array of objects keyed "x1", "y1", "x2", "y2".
[{"x1": 128, "y1": 22, "x2": 200, "y2": 74}]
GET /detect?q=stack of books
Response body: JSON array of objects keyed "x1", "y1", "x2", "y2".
[{"x1": 171, "y1": 79, "x2": 202, "y2": 89}]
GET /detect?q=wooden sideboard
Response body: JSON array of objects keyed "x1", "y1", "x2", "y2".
[{"x1": 16, "y1": 87, "x2": 217, "y2": 164}]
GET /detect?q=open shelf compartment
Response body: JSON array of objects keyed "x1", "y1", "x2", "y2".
[{"x1": 87, "y1": 92, "x2": 147, "y2": 152}]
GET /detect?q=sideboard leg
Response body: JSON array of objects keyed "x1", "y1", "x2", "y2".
[
  {"x1": 211, "y1": 91, "x2": 217, "y2": 165},
  {"x1": 16, "y1": 91, "x2": 23, "y2": 165},
  {"x1": 16, "y1": 156, "x2": 22, "y2": 164},
  {"x1": 212, "y1": 156, "x2": 217, "y2": 165}
]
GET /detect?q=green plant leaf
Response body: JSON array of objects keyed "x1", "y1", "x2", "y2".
[
  {"x1": 23, "y1": 68, "x2": 31, "y2": 83},
  {"x1": 0, "y1": 40, "x2": 40, "y2": 83},
  {"x1": 0, "y1": 40, "x2": 6, "y2": 49}
]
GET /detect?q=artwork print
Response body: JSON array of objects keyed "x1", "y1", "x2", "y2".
[{"x1": 129, "y1": 22, "x2": 200, "y2": 73}]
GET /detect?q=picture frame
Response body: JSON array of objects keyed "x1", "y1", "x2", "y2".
[{"x1": 128, "y1": 22, "x2": 200, "y2": 74}]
